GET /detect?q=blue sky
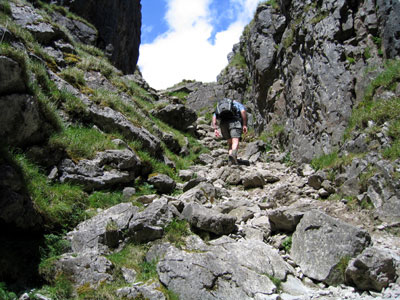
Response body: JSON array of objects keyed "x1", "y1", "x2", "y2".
[{"x1": 138, "y1": 0, "x2": 264, "y2": 90}]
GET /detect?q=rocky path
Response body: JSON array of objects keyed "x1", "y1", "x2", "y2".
[{"x1": 38, "y1": 122, "x2": 400, "y2": 300}]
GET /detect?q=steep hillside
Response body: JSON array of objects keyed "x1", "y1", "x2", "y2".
[{"x1": 0, "y1": 0, "x2": 204, "y2": 293}]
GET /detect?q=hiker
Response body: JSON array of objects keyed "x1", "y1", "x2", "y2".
[{"x1": 212, "y1": 98, "x2": 248, "y2": 165}]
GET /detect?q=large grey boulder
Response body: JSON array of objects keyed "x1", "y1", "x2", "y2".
[
  {"x1": 157, "y1": 236, "x2": 294, "y2": 300},
  {"x1": 179, "y1": 182, "x2": 217, "y2": 204},
  {"x1": 291, "y1": 210, "x2": 371, "y2": 285},
  {"x1": 243, "y1": 140, "x2": 268, "y2": 163},
  {"x1": 185, "y1": 82, "x2": 225, "y2": 113},
  {"x1": 268, "y1": 206, "x2": 305, "y2": 233},
  {"x1": 242, "y1": 171, "x2": 265, "y2": 189},
  {"x1": 346, "y1": 247, "x2": 398, "y2": 291},
  {"x1": 182, "y1": 203, "x2": 236, "y2": 235},
  {"x1": 151, "y1": 104, "x2": 197, "y2": 131}
]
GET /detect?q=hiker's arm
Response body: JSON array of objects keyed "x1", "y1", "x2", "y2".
[
  {"x1": 212, "y1": 114, "x2": 220, "y2": 137},
  {"x1": 241, "y1": 110, "x2": 248, "y2": 134}
]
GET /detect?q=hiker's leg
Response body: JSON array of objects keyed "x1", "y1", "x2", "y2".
[
  {"x1": 231, "y1": 137, "x2": 239, "y2": 152},
  {"x1": 231, "y1": 138, "x2": 239, "y2": 164},
  {"x1": 227, "y1": 138, "x2": 233, "y2": 155}
]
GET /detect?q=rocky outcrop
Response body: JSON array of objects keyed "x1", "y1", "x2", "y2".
[
  {"x1": 219, "y1": 0, "x2": 400, "y2": 163},
  {"x1": 11, "y1": 2, "x2": 69, "y2": 44},
  {"x1": 58, "y1": 149, "x2": 142, "y2": 191}
]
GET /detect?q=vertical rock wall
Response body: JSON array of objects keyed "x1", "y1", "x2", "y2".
[
  {"x1": 220, "y1": 0, "x2": 400, "y2": 162},
  {"x1": 57, "y1": 0, "x2": 141, "y2": 74}
]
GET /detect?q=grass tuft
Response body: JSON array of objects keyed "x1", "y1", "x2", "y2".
[
  {"x1": 48, "y1": 126, "x2": 122, "y2": 160},
  {"x1": 164, "y1": 219, "x2": 191, "y2": 248}
]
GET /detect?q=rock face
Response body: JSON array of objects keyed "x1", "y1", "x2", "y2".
[
  {"x1": 55, "y1": 0, "x2": 141, "y2": 74},
  {"x1": 219, "y1": 0, "x2": 400, "y2": 163}
]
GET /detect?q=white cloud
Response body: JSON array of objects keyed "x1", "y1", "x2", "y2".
[{"x1": 138, "y1": 0, "x2": 262, "y2": 90}]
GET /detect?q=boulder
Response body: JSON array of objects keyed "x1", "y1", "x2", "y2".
[
  {"x1": 67, "y1": 202, "x2": 139, "y2": 253},
  {"x1": 179, "y1": 182, "x2": 217, "y2": 204},
  {"x1": 10, "y1": 3, "x2": 67, "y2": 44},
  {"x1": 196, "y1": 153, "x2": 214, "y2": 165},
  {"x1": 182, "y1": 203, "x2": 236, "y2": 235},
  {"x1": 243, "y1": 140, "x2": 268, "y2": 162},
  {"x1": 182, "y1": 176, "x2": 207, "y2": 192},
  {"x1": 268, "y1": 207, "x2": 305, "y2": 233},
  {"x1": 148, "y1": 174, "x2": 176, "y2": 194},
  {"x1": 291, "y1": 210, "x2": 371, "y2": 285},
  {"x1": 178, "y1": 169, "x2": 194, "y2": 181},
  {"x1": 182, "y1": 82, "x2": 224, "y2": 113},
  {"x1": 158, "y1": 236, "x2": 294, "y2": 299},
  {"x1": 216, "y1": 167, "x2": 242, "y2": 185},
  {"x1": 346, "y1": 247, "x2": 398, "y2": 291},
  {"x1": 55, "y1": 252, "x2": 113, "y2": 287},
  {"x1": 161, "y1": 132, "x2": 181, "y2": 154},
  {"x1": 151, "y1": 104, "x2": 197, "y2": 131},
  {"x1": 50, "y1": 11, "x2": 97, "y2": 45},
  {"x1": 242, "y1": 171, "x2": 265, "y2": 189},
  {"x1": 127, "y1": 199, "x2": 176, "y2": 243}
]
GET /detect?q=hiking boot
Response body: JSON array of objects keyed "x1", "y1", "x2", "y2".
[
  {"x1": 231, "y1": 149, "x2": 239, "y2": 165},
  {"x1": 228, "y1": 155, "x2": 238, "y2": 165}
]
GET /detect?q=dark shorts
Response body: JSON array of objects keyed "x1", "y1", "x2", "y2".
[{"x1": 220, "y1": 120, "x2": 242, "y2": 139}]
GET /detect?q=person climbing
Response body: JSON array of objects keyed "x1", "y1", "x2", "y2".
[{"x1": 212, "y1": 98, "x2": 248, "y2": 165}]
